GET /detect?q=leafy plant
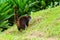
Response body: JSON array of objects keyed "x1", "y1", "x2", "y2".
[{"x1": 0, "y1": 1, "x2": 13, "y2": 30}]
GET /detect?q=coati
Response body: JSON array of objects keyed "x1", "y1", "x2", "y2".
[{"x1": 14, "y1": 5, "x2": 31, "y2": 31}]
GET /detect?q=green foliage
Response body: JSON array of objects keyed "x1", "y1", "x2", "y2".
[
  {"x1": 0, "y1": 0, "x2": 8, "y2": 3},
  {"x1": 0, "y1": 1, "x2": 14, "y2": 28}
]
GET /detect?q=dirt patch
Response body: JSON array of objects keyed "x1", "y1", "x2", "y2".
[
  {"x1": 47, "y1": 37, "x2": 58, "y2": 40},
  {"x1": 26, "y1": 31, "x2": 58, "y2": 40},
  {"x1": 26, "y1": 31, "x2": 46, "y2": 38}
]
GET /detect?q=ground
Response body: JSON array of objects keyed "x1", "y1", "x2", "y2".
[{"x1": 0, "y1": 6, "x2": 60, "y2": 40}]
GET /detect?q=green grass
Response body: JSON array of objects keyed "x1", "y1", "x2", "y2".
[{"x1": 0, "y1": 6, "x2": 60, "y2": 40}]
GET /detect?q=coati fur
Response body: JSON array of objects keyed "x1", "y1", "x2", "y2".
[{"x1": 14, "y1": 5, "x2": 31, "y2": 31}]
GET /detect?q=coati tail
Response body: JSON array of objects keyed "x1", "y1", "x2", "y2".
[{"x1": 14, "y1": 5, "x2": 20, "y2": 30}]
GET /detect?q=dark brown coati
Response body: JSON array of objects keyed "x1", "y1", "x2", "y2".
[{"x1": 14, "y1": 5, "x2": 31, "y2": 31}]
